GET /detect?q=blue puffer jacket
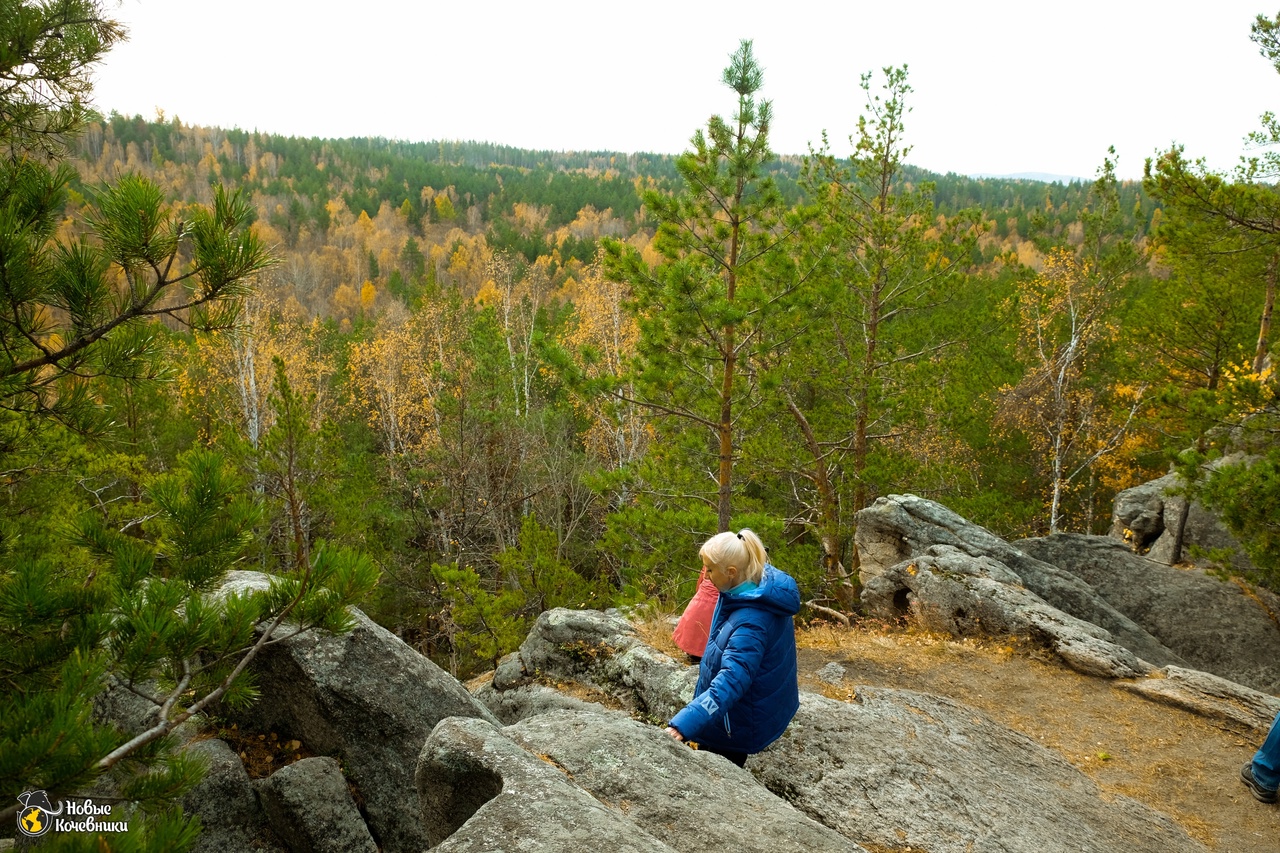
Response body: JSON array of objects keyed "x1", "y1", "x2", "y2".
[{"x1": 668, "y1": 564, "x2": 800, "y2": 754}]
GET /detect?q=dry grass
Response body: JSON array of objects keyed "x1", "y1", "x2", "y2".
[
  {"x1": 542, "y1": 677, "x2": 629, "y2": 711},
  {"x1": 207, "y1": 723, "x2": 312, "y2": 780},
  {"x1": 465, "y1": 670, "x2": 495, "y2": 691},
  {"x1": 629, "y1": 609, "x2": 684, "y2": 659}
]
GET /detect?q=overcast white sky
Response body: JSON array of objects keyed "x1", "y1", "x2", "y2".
[{"x1": 92, "y1": 1, "x2": 1280, "y2": 181}]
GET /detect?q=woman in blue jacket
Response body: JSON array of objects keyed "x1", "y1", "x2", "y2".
[{"x1": 665, "y1": 529, "x2": 800, "y2": 767}]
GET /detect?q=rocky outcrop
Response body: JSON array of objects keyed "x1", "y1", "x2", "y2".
[
  {"x1": 1110, "y1": 474, "x2": 1173, "y2": 550},
  {"x1": 852, "y1": 494, "x2": 1280, "y2": 729},
  {"x1": 138, "y1": 534, "x2": 1271, "y2": 853},
  {"x1": 217, "y1": 570, "x2": 500, "y2": 853},
  {"x1": 512, "y1": 607, "x2": 698, "y2": 722},
  {"x1": 755, "y1": 690, "x2": 1202, "y2": 853},
  {"x1": 416, "y1": 716, "x2": 677, "y2": 852},
  {"x1": 504, "y1": 710, "x2": 862, "y2": 852},
  {"x1": 90, "y1": 662, "x2": 279, "y2": 852},
  {"x1": 468, "y1": 608, "x2": 1205, "y2": 853},
  {"x1": 859, "y1": 543, "x2": 1156, "y2": 678},
  {"x1": 471, "y1": 677, "x2": 618, "y2": 724},
  {"x1": 1109, "y1": 468, "x2": 1260, "y2": 577},
  {"x1": 181, "y1": 738, "x2": 285, "y2": 853},
  {"x1": 854, "y1": 495, "x2": 1184, "y2": 674},
  {"x1": 93, "y1": 676, "x2": 182, "y2": 742},
  {"x1": 468, "y1": 650, "x2": 620, "y2": 724},
  {"x1": 1017, "y1": 533, "x2": 1280, "y2": 694},
  {"x1": 1117, "y1": 666, "x2": 1280, "y2": 735}
]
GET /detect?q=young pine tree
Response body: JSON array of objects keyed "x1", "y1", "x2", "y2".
[
  {"x1": 603, "y1": 39, "x2": 800, "y2": 532},
  {"x1": 0, "y1": 3, "x2": 380, "y2": 844}
]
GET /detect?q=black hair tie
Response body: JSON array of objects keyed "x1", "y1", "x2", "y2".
[{"x1": 736, "y1": 532, "x2": 743, "y2": 540}]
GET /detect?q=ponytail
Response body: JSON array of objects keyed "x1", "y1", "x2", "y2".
[{"x1": 699, "y1": 528, "x2": 768, "y2": 584}]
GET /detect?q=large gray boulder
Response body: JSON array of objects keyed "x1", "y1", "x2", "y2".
[
  {"x1": 1017, "y1": 533, "x2": 1280, "y2": 694},
  {"x1": 255, "y1": 757, "x2": 376, "y2": 853},
  {"x1": 472, "y1": 678, "x2": 618, "y2": 724},
  {"x1": 181, "y1": 738, "x2": 284, "y2": 853},
  {"x1": 219, "y1": 571, "x2": 500, "y2": 853},
  {"x1": 752, "y1": 690, "x2": 1205, "y2": 853},
  {"x1": 92, "y1": 675, "x2": 206, "y2": 751},
  {"x1": 513, "y1": 608, "x2": 698, "y2": 722},
  {"x1": 93, "y1": 676, "x2": 165, "y2": 739},
  {"x1": 1110, "y1": 474, "x2": 1172, "y2": 550},
  {"x1": 1109, "y1": 467, "x2": 1259, "y2": 577},
  {"x1": 861, "y1": 544, "x2": 1155, "y2": 678},
  {"x1": 855, "y1": 496, "x2": 1183, "y2": 672},
  {"x1": 504, "y1": 710, "x2": 863, "y2": 852},
  {"x1": 416, "y1": 716, "x2": 676, "y2": 852},
  {"x1": 469, "y1": 650, "x2": 619, "y2": 724}
]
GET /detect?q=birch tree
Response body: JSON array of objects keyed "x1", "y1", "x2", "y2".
[{"x1": 998, "y1": 156, "x2": 1145, "y2": 532}]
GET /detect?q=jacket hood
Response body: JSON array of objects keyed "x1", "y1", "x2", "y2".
[{"x1": 722, "y1": 564, "x2": 800, "y2": 617}]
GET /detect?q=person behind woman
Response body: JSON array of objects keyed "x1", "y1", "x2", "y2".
[
  {"x1": 664, "y1": 529, "x2": 800, "y2": 767},
  {"x1": 671, "y1": 565, "x2": 719, "y2": 663}
]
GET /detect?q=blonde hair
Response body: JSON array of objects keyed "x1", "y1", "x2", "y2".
[{"x1": 699, "y1": 529, "x2": 768, "y2": 584}]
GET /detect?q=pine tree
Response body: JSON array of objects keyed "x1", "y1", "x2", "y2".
[
  {"x1": 0, "y1": 2, "x2": 380, "y2": 843},
  {"x1": 786, "y1": 66, "x2": 981, "y2": 600},
  {"x1": 603, "y1": 40, "x2": 798, "y2": 532},
  {"x1": 0, "y1": 0, "x2": 124, "y2": 158}
]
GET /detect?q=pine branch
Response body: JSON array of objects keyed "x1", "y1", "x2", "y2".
[{"x1": 98, "y1": 566, "x2": 317, "y2": 771}]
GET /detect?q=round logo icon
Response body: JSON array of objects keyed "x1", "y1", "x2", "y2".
[
  {"x1": 18, "y1": 805, "x2": 52, "y2": 837},
  {"x1": 16, "y1": 790, "x2": 61, "y2": 838}
]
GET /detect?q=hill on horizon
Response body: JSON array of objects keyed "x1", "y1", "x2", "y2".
[{"x1": 969, "y1": 170, "x2": 1091, "y2": 184}]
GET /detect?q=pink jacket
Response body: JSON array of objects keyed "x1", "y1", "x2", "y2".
[{"x1": 671, "y1": 568, "x2": 720, "y2": 657}]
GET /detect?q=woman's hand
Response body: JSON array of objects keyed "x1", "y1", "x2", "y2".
[{"x1": 665, "y1": 726, "x2": 684, "y2": 742}]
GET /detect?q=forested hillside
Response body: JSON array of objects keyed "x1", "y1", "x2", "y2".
[
  {"x1": 71, "y1": 111, "x2": 1158, "y2": 280},
  {"x1": 47, "y1": 102, "x2": 1173, "y2": 634},
  {"x1": 16, "y1": 45, "x2": 1276, "y2": 673},
  {"x1": 4, "y1": 5, "x2": 1278, "y2": 843}
]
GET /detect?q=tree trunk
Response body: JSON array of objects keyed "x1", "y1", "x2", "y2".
[
  {"x1": 1049, "y1": 430, "x2": 1065, "y2": 534},
  {"x1": 717, "y1": 355, "x2": 734, "y2": 533},
  {"x1": 1171, "y1": 498, "x2": 1191, "y2": 566},
  {"x1": 1254, "y1": 252, "x2": 1277, "y2": 375},
  {"x1": 1085, "y1": 467, "x2": 1096, "y2": 534},
  {"x1": 235, "y1": 335, "x2": 260, "y2": 450},
  {"x1": 785, "y1": 393, "x2": 858, "y2": 609},
  {"x1": 854, "y1": 297, "x2": 880, "y2": 513},
  {"x1": 717, "y1": 294, "x2": 736, "y2": 532},
  {"x1": 717, "y1": 180, "x2": 743, "y2": 533}
]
